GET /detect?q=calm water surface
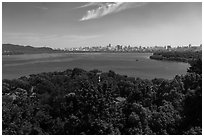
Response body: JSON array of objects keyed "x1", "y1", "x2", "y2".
[{"x1": 2, "y1": 53, "x2": 190, "y2": 79}]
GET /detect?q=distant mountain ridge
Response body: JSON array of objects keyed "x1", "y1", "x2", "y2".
[{"x1": 2, "y1": 44, "x2": 63, "y2": 55}]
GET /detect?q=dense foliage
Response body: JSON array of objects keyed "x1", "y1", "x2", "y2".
[
  {"x1": 150, "y1": 51, "x2": 202, "y2": 62},
  {"x1": 2, "y1": 58, "x2": 202, "y2": 135}
]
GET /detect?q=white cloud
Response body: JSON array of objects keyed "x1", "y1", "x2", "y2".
[
  {"x1": 79, "y1": 2, "x2": 146, "y2": 21},
  {"x1": 76, "y1": 2, "x2": 103, "y2": 9}
]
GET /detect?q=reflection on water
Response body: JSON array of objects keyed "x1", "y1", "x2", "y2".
[{"x1": 2, "y1": 53, "x2": 189, "y2": 80}]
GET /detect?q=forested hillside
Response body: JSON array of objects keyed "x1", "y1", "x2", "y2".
[
  {"x1": 2, "y1": 58, "x2": 202, "y2": 135},
  {"x1": 150, "y1": 51, "x2": 202, "y2": 62},
  {"x1": 2, "y1": 44, "x2": 63, "y2": 55}
]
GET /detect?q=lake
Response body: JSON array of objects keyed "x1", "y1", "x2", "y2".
[{"x1": 2, "y1": 53, "x2": 190, "y2": 80}]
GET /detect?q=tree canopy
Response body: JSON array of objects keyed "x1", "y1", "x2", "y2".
[{"x1": 2, "y1": 57, "x2": 202, "y2": 135}]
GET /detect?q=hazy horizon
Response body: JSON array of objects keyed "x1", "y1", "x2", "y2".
[{"x1": 2, "y1": 2, "x2": 202, "y2": 49}]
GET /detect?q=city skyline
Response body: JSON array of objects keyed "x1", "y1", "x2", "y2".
[{"x1": 3, "y1": 2, "x2": 202, "y2": 48}]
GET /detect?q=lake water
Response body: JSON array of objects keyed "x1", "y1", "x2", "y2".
[{"x1": 2, "y1": 53, "x2": 190, "y2": 80}]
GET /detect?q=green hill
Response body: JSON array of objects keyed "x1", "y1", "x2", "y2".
[{"x1": 2, "y1": 44, "x2": 63, "y2": 55}]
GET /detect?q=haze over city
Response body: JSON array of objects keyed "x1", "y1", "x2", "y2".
[{"x1": 2, "y1": 2, "x2": 202, "y2": 48}]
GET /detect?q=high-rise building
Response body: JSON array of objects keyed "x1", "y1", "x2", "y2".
[
  {"x1": 116, "y1": 45, "x2": 122, "y2": 51},
  {"x1": 167, "y1": 45, "x2": 171, "y2": 50}
]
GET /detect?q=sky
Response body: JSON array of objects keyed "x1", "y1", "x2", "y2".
[{"x1": 2, "y1": 2, "x2": 202, "y2": 48}]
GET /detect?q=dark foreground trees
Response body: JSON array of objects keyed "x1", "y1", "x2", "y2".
[{"x1": 2, "y1": 58, "x2": 202, "y2": 135}]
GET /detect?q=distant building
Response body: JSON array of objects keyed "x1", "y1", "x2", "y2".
[
  {"x1": 116, "y1": 45, "x2": 122, "y2": 51},
  {"x1": 167, "y1": 45, "x2": 171, "y2": 50},
  {"x1": 107, "y1": 44, "x2": 112, "y2": 50}
]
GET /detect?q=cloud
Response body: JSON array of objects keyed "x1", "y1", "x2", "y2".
[
  {"x1": 76, "y1": 2, "x2": 103, "y2": 9},
  {"x1": 79, "y1": 2, "x2": 146, "y2": 21}
]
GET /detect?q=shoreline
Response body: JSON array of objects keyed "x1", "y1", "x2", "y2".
[
  {"x1": 149, "y1": 55, "x2": 190, "y2": 63},
  {"x1": 2, "y1": 51, "x2": 153, "y2": 56}
]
